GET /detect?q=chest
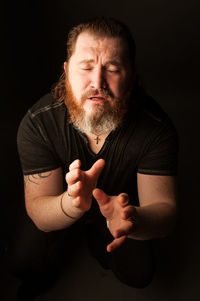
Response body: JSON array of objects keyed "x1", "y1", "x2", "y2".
[{"x1": 86, "y1": 134, "x2": 108, "y2": 154}]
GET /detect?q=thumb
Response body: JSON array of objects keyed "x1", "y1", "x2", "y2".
[
  {"x1": 93, "y1": 188, "x2": 110, "y2": 207},
  {"x1": 107, "y1": 236, "x2": 127, "y2": 252},
  {"x1": 88, "y1": 159, "x2": 105, "y2": 181}
]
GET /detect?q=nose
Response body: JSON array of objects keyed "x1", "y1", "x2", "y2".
[{"x1": 90, "y1": 66, "x2": 107, "y2": 90}]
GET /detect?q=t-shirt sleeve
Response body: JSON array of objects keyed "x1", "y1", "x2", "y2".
[
  {"x1": 137, "y1": 118, "x2": 179, "y2": 176},
  {"x1": 17, "y1": 111, "x2": 60, "y2": 175}
]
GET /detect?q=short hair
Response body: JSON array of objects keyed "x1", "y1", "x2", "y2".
[
  {"x1": 66, "y1": 17, "x2": 136, "y2": 67},
  {"x1": 52, "y1": 17, "x2": 137, "y2": 103}
]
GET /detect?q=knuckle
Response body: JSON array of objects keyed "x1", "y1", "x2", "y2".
[
  {"x1": 65, "y1": 172, "x2": 70, "y2": 182},
  {"x1": 76, "y1": 180, "x2": 82, "y2": 189},
  {"x1": 119, "y1": 192, "x2": 128, "y2": 198},
  {"x1": 121, "y1": 211, "x2": 127, "y2": 219},
  {"x1": 129, "y1": 222, "x2": 134, "y2": 231},
  {"x1": 114, "y1": 229, "x2": 121, "y2": 238},
  {"x1": 71, "y1": 181, "x2": 82, "y2": 196},
  {"x1": 119, "y1": 193, "x2": 129, "y2": 203},
  {"x1": 69, "y1": 161, "x2": 74, "y2": 170},
  {"x1": 75, "y1": 168, "x2": 81, "y2": 178},
  {"x1": 69, "y1": 159, "x2": 79, "y2": 171},
  {"x1": 113, "y1": 231, "x2": 118, "y2": 238}
]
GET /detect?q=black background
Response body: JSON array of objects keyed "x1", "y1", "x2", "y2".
[{"x1": 1, "y1": 0, "x2": 200, "y2": 300}]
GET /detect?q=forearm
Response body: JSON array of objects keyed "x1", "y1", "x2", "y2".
[
  {"x1": 25, "y1": 192, "x2": 84, "y2": 232},
  {"x1": 128, "y1": 202, "x2": 178, "y2": 240}
]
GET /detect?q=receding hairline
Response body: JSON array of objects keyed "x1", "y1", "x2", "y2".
[
  {"x1": 66, "y1": 18, "x2": 136, "y2": 70},
  {"x1": 68, "y1": 30, "x2": 131, "y2": 61}
]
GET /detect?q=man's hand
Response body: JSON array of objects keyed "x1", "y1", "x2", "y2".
[
  {"x1": 93, "y1": 189, "x2": 137, "y2": 252},
  {"x1": 65, "y1": 159, "x2": 105, "y2": 216}
]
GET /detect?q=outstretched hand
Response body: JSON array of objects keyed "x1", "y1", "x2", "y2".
[
  {"x1": 93, "y1": 189, "x2": 137, "y2": 252},
  {"x1": 65, "y1": 159, "x2": 105, "y2": 214}
]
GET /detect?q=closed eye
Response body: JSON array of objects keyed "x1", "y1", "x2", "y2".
[
  {"x1": 107, "y1": 69, "x2": 119, "y2": 73},
  {"x1": 81, "y1": 68, "x2": 91, "y2": 70},
  {"x1": 104, "y1": 66, "x2": 120, "y2": 73}
]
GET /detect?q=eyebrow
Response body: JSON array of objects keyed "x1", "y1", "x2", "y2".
[
  {"x1": 105, "y1": 60, "x2": 121, "y2": 67},
  {"x1": 78, "y1": 59, "x2": 95, "y2": 64},
  {"x1": 78, "y1": 59, "x2": 121, "y2": 67}
]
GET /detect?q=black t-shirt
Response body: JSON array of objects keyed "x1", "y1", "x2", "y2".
[{"x1": 17, "y1": 92, "x2": 178, "y2": 208}]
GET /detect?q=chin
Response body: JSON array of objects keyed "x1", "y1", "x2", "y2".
[
  {"x1": 83, "y1": 103, "x2": 111, "y2": 115},
  {"x1": 83, "y1": 103, "x2": 108, "y2": 116}
]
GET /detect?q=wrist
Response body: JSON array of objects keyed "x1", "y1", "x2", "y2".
[
  {"x1": 60, "y1": 192, "x2": 84, "y2": 220},
  {"x1": 126, "y1": 207, "x2": 141, "y2": 239}
]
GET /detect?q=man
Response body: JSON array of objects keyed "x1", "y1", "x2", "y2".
[{"x1": 13, "y1": 17, "x2": 178, "y2": 297}]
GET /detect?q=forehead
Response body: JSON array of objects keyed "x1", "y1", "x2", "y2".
[{"x1": 72, "y1": 32, "x2": 128, "y2": 60}]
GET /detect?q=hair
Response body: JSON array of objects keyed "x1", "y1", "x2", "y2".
[
  {"x1": 52, "y1": 17, "x2": 137, "y2": 103},
  {"x1": 66, "y1": 17, "x2": 136, "y2": 66}
]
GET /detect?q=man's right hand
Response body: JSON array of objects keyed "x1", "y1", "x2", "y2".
[{"x1": 64, "y1": 158, "x2": 105, "y2": 217}]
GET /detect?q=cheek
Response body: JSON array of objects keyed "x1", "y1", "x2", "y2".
[
  {"x1": 69, "y1": 73, "x2": 89, "y2": 99},
  {"x1": 79, "y1": 74, "x2": 90, "y2": 89},
  {"x1": 109, "y1": 77, "x2": 127, "y2": 98},
  {"x1": 118, "y1": 74, "x2": 133, "y2": 97}
]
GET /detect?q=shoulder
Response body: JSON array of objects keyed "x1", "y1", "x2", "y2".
[
  {"x1": 124, "y1": 92, "x2": 179, "y2": 157},
  {"x1": 127, "y1": 93, "x2": 179, "y2": 176},
  {"x1": 19, "y1": 93, "x2": 67, "y2": 133},
  {"x1": 129, "y1": 92, "x2": 177, "y2": 136},
  {"x1": 17, "y1": 94, "x2": 66, "y2": 175},
  {"x1": 28, "y1": 93, "x2": 66, "y2": 119},
  {"x1": 136, "y1": 93, "x2": 169, "y2": 123},
  {"x1": 17, "y1": 93, "x2": 67, "y2": 144}
]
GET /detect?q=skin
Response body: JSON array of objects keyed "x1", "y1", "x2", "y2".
[
  {"x1": 62, "y1": 33, "x2": 137, "y2": 250},
  {"x1": 64, "y1": 32, "x2": 133, "y2": 118},
  {"x1": 24, "y1": 32, "x2": 177, "y2": 252}
]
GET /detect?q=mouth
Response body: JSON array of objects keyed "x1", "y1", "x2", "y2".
[
  {"x1": 90, "y1": 97, "x2": 105, "y2": 100},
  {"x1": 87, "y1": 95, "x2": 108, "y2": 102}
]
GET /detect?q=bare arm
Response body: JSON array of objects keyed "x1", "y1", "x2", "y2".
[
  {"x1": 128, "y1": 173, "x2": 178, "y2": 240},
  {"x1": 24, "y1": 168, "x2": 80, "y2": 232},
  {"x1": 24, "y1": 159, "x2": 105, "y2": 232},
  {"x1": 93, "y1": 174, "x2": 178, "y2": 251}
]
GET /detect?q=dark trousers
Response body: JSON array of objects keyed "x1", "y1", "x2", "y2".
[{"x1": 6, "y1": 211, "x2": 155, "y2": 289}]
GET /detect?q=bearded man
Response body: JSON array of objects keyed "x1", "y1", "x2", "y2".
[{"x1": 10, "y1": 17, "x2": 178, "y2": 299}]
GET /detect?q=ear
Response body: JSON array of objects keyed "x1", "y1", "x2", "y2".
[{"x1": 64, "y1": 61, "x2": 68, "y2": 74}]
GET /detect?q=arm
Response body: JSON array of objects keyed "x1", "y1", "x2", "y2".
[
  {"x1": 25, "y1": 159, "x2": 105, "y2": 232},
  {"x1": 129, "y1": 173, "x2": 178, "y2": 240},
  {"x1": 93, "y1": 174, "x2": 178, "y2": 251},
  {"x1": 24, "y1": 167, "x2": 79, "y2": 232}
]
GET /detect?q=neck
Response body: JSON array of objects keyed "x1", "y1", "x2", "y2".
[{"x1": 85, "y1": 131, "x2": 111, "y2": 154}]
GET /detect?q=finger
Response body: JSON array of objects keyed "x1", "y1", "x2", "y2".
[
  {"x1": 118, "y1": 193, "x2": 129, "y2": 207},
  {"x1": 113, "y1": 220, "x2": 134, "y2": 238},
  {"x1": 107, "y1": 235, "x2": 126, "y2": 252},
  {"x1": 69, "y1": 159, "x2": 81, "y2": 171},
  {"x1": 121, "y1": 206, "x2": 136, "y2": 220},
  {"x1": 87, "y1": 159, "x2": 105, "y2": 181},
  {"x1": 93, "y1": 188, "x2": 110, "y2": 206},
  {"x1": 68, "y1": 181, "x2": 82, "y2": 197},
  {"x1": 66, "y1": 168, "x2": 81, "y2": 185}
]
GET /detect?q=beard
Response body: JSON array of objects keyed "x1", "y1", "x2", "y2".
[{"x1": 64, "y1": 77, "x2": 128, "y2": 135}]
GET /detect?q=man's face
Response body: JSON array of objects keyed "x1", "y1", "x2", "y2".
[{"x1": 64, "y1": 32, "x2": 133, "y2": 133}]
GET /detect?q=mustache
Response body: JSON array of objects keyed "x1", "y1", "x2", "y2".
[{"x1": 81, "y1": 89, "x2": 114, "y2": 100}]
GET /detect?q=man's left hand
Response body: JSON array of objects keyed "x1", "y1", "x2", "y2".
[{"x1": 93, "y1": 188, "x2": 137, "y2": 252}]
